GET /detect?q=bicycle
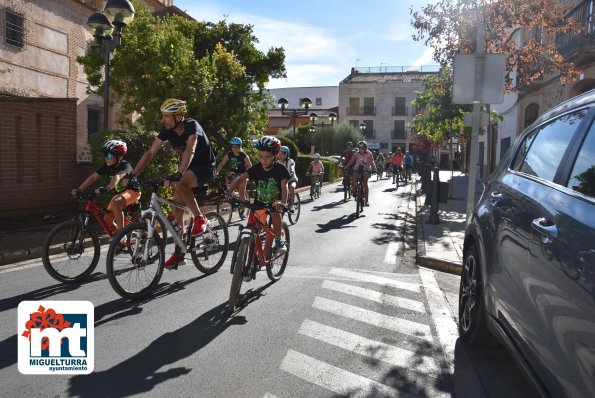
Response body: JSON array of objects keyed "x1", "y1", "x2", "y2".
[
  {"x1": 308, "y1": 173, "x2": 322, "y2": 200},
  {"x1": 376, "y1": 163, "x2": 385, "y2": 181},
  {"x1": 215, "y1": 173, "x2": 252, "y2": 225},
  {"x1": 287, "y1": 190, "x2": 301, "y2": 225},
  {"x1": 106, "y1": 178, "x2": 229, "y2": 300},
  {"x1": 353, "y1": 167, "x2": 374, "y2": 218},
  {"x1": 41, "y1": 191, "x2": 163, "y2": 283},
  {"x1": 227, "y1": 199, "x2": 290, "y2": 312},
  {"x1": 342, "y1": 167, "x2": 352, "y2": 202}
]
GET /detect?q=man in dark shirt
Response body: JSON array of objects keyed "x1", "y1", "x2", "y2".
[{"x1": 132, "y1": 98, "x2": 216, "y2": 268}]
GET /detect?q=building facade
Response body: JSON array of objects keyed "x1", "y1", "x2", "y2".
[{"x1": 339, "y1": 67, "x2": 439, "y2": 155}]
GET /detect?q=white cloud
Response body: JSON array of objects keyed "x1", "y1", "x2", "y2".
[
  {"x1": 411, "y1": 46, "x2": 435, "y2": 66},
  {"x1": 384, "y1": 22, "x2": 414, "y2": 41}
]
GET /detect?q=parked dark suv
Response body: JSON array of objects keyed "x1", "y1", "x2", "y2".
[{"x1": 459, "y1": 89, "x2": 595, "y2": 398}]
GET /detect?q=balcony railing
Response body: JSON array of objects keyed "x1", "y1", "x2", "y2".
[
  {"x1": 392, "y1": 106, "x2": 408, "y2": 116},
  {"x1": 363, "y1": 129, "x2": 376, "y2": 139},
  {"x1": 557, "y1": 0, "x2": 595, "y2": 58},
  {"x1": 391, "y1": 129, "x2": 407, "y2": 139},
  {"x1": 346, "y1": 107, "x2": 376, "y2": 116}
]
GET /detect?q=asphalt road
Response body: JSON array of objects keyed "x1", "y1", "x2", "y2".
[{"x1": 0, "y1": 178, "x2": 538, "y2": 397}]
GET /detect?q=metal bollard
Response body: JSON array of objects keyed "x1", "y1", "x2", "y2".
[
  {"x1": 428, "y1": 167, "x2": 440, "y2": 224},
  {"x1": 421, "y1": 164, "x2": 429, "y2": 193}
]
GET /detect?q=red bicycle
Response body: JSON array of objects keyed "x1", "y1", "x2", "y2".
[
  {"x1": 41, "y1": 191, "x2": 164, "y2": 283},
  {"x1": 228, "y1": 199, "x2": 290, "y2": 312}
]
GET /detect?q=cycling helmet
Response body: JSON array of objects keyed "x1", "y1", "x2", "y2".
[
  {"x1": 345, "y1": 141, "x2": 353, "y2": 147},
  {"x1": 254, "y1": 136, "x2": 281, "y2": 153},
  {"x1": 314, "y1": 153, "x2": 321, "y2": 158},
  {"x1": 160, "y1": 98, "x2": 187, "y2": 115},
  {"x1": 357, "y1": 140, "x2": 367, "y2": 149},
  {"x1": 230, "y1": 137, "x2": 243, "y2": 145},
  {"x1": 280, "y1": 146, "x2": 290, "y2": 154},
  {"x1": 103, "y1": 140, "x2": 127, "y2": 156}
]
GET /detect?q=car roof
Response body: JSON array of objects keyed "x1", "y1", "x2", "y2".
[{"x1": 530, "y1": 88, "x2": 595, "y2": 129}]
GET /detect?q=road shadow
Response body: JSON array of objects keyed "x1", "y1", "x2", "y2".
[
  {"x1": 231, "y1": 280, "x2": 276, "y2": 314},
  {"x1": 68, "y1": 302, "x2": 246, "y2": 398},
  {"x1": 315, "y1": 215, "x2": 357, "y2": 233},
  {"x1": 310, "y1": 200, "x2": 345, "y2": 212}
]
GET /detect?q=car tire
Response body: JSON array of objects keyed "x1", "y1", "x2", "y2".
[{"x1": 458, "y1": 242, "x2": 497, "y2": 346}]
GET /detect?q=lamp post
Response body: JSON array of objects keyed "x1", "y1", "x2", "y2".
[
  {"x1": 278, "y1": 97, "x2": 313, "y2": 141},
  {"x1": 309, "y1": 111, "x2": 337, "y2": 155},
  {"x1": 359, "y1": 122, "x2": 367, "y2": 140},
  {"x1": 86, "y1": 0, "x2": 135, "y2": 132}
]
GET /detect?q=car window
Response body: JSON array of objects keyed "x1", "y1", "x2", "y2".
[
  {"x1": 511, "y1": 129, "x2": 537, "y2": 171},
  {"x1": 517, "y1": 109, "x2": 587, "y2": 182},
  {"x1": 567, "y1": 121, "x2": 595, "y2": 198}
]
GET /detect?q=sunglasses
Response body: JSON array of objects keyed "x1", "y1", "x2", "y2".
[{"x1": 104, "y1": 153, "x2": 115, "y2": 159}]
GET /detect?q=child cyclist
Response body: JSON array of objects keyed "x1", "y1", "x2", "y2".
[
  {"x1": 345, "y1": 141, "x2": 376, "y2": 206},
  {"x1": 226, "y1": 136, "x2": 289, "y2": 253},
  {"x1": 215, "y1": 136, "x2": 252, "y2": 218},
  {"x1": 72, "y1": 140, "x2": 141, "y2": 233},
  {"x1": 306, "y1": 153, "x2": 325, "y2": 189},
  {"x1": 277, "y1": 146, "x2": 298, "y2": 213}
]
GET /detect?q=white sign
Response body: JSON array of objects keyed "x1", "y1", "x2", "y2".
[{"x1": 453, "y1": 53, "x2": 506, "y2": 104}]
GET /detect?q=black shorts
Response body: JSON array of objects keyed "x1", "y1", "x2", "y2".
[
  {"x1": 392, "y1": 165, "x2": 403, "y2": 173},
  {"x1": 186, "y1": 164, "x2": 215, "y2": 185}
]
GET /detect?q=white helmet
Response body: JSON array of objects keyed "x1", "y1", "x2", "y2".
[
  {"x1": 103, "y1": 140, "x2": 127, "y2": 156},
  {"x1": 314, "y1": 153, "x2": 321, "y2": 158}
]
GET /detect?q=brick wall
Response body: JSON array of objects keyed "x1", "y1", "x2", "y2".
[{"x1": 0, "y1": 97, "x2": 93, "y2": 216}]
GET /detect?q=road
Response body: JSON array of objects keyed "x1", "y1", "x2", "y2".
[{"x1": 0, "y1": 177, "x2": 538, "y2": 397}]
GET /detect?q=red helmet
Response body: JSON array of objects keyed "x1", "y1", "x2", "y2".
[{"x1": 255, "y1": 136, "x2": 281, "y2": 153}]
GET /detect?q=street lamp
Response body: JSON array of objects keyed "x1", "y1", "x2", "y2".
[
  {"x1": 86, "y1": 0, "x2": 135, "y2": 132},
  {"x1": 278, "y1": 97, "x2": 313, "y2": 141},
  {"x1": 359, "y1": 122, "x2": 367, "y2": 139},
  {"x1": 309, "y1": 111, "x2": 337, "y2": 155}
]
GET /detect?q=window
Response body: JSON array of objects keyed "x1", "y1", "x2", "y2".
[
  {"x1": 568, "y1": 122, "x2": 595, "y2": 198},
  {"x1": 525, "y1": 103, "x2": 539, "y2": 128},
  {"x1": 392, "y1": 120, "x2": 405, "y2": 139},
  {"x1": 5, "y1": 9, "x2": 24, "y2": 48},
  {"x1": 516, "y1": 109, "x2": 587, "y2": 182},
  {"x1": 394, "y1": 97, "x2": 407, "y2": 115},
  {"x1": 363, "y1": 120, "x2": 374, "y2": 138},
  {"x1": 348, "y1": 97, "x2": 360, "y2": 115},
  {"x1": 87, "y1": 108, "x2": 103, "y2": 136},
  {"x1": 363, "y1": 97, "x2": 375, "y2": 115},
  {"x1": 315, "y1": 97, "x2": 322, "y2": 106},
  {"x1": 500, "y1": 137, "x2": 511, "y2": 160}
]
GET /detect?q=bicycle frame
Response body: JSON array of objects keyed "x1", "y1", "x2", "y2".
[
  {"x1": 81, "y1": 196, "x2": 135, "y2": 238},
  {"x1": 234, "y1": 212, "x2": 277, "y2": 271}
]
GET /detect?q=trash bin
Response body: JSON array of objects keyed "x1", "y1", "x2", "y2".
[{"x1": 439, "y1": 181, "x2": 449, "y2": 204}]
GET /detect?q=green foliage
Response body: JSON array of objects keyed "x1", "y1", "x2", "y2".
[
  {"x1": 277, "y1": 136, "x2": 299, "y2": 158},
  {"x1": 295, "y1": 155, "x2": 340, "y2": 188},
  {"x1": 280, "y1": 122, "x2": 362, "y2": 155},
  {"x1": 78, "y1": 0, "x2": 286, "y2": 151}
]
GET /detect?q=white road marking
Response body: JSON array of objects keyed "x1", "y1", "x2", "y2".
[
  {"x1": 262, "y1": 393, "x2": 279, "y2": 398},
  {"x1": 280, "y1": 349, "x2": 415, "y2": 398},
  {"x1": 322, "y1": 280, "x2": 426, "y2": 313},
  {"x1": 330, "y1": 268, "x2": 421, "y2": 293},
  {"x1": 312, "y1": 297, "x2": 433, "y2": 342},
  {"x1": 419, "y1": 268, "x2": 459, "y2": 372},
  {"x1": 298, "y1": 319, "x2": 439, "y2": 375},
  {"x1": 384, "y1": 241, "x2": 400, "y2": 265}
]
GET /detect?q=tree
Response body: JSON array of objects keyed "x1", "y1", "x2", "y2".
[
  {"x1": 78, "y1": 0, "x2": 286, "y2": 152},
  {"x1": 410, "y1": 0, "x2": 582, "y2": 92}
]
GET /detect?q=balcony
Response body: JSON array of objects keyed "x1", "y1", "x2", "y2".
[
  {"x1": 346, "y1": 107, "x2": 376, "y2": 116},
  {"x1": 391, "y1": 129, "x2": 407, "y2": 139},
  {"x1": 557, "y1": 0, "x2": 595, "y2": 65},
  {"x1": 392, "y1": 106, "x2": 408, "y2": 116}
]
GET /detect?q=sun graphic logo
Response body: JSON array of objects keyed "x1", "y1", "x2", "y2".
[{"x1": 18, "y1": 301, "x2": 94, "y2": 374}]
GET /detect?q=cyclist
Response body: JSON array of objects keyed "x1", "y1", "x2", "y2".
[
  {"x1": 376, "y1": 152, "x2": 386, "y2": 179},
  {"x1": 391, "y1": 147, "x2": 404, "y2": 184},
  {"x1": 132, "y1": 98, "x2": 216, "y2": 268},
  {"x1": 215, "y1": 136, "x2": 252, "y2": 218},
  {"x1": 345, "y1": 141, "x2": 376, "y2": 206},
  {"x1": 340, "y1": 141, "x2": 355, "y2": 174},
  {"x1": 277, "y1": 146, "x2": 298, "y2": 212},
  {"x1": 306, "y1": 153, "x2": 325, "y2": 189},
  {"x1": 226, "y1": 136, "x2": 290, "y2": 253},
  {"x1": 72, "y1": 140, "x2": 140, "y2": 235},
  {"x1": 403, "y1": 151, "x2": 413, "y2": 182}
]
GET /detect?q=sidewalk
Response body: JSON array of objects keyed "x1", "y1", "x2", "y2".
[{"x1": 415, "y1": 169, "x2": 484, "y2": 275}]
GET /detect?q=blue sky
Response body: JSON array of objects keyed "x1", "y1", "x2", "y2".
[{"x1": 174, "y1": 0, "x2": 437, "y2": 88}]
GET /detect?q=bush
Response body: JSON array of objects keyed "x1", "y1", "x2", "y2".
[
  {"x1": 295, "y1": 154, "x2": 340, "y2": 188},
  {"x1": 278, "y1": 135, "x2": 299, "y2": 158}
]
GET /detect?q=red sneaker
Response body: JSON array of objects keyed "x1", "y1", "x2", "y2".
[
  {"x1": 191, "y1": 215, "x2": 209, "y2": 235},
  {"x1": 164, "y1": 252, "x2": 186, "y2": 269}
]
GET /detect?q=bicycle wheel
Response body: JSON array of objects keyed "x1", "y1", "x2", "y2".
[
  {"x1": 190, "y1": 211, "x2": 229, "y2": 274},
  {"x1": 287, "y1": 192, "x2": 301, "y2": 225},
  {"x1": 228, "y1": 236, "x2": 250, "y2": 312},
  {"x1": 266, "y1": 222, "x2": 290, "y2": 281},
  {"x1": 106, "y1": 222, "x2": 164, "y2": 300},
  {"x1": 42, "y1": 220, "x2": 100, "y2": 283},
  {"x1": 343, "y1": 177, "x2": 350, "y2": 202},
  {"x1": 310, "y1": 183, "x2": 315, "y2": 201},
  {"x1": 355, "y1": 183, "x2": 363, "y2": 217},
  {"x1": 217, "y1": 198, "x2": 233, "y2": 225}
]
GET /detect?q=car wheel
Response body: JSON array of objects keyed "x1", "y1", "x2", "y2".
[{"x1": 459, "y1": 242, "x2": 497, "y2": 346}]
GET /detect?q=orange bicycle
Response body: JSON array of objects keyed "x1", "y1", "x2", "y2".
[{"x1": 228, "y1": 199, "x2": 290, "y2": 312}]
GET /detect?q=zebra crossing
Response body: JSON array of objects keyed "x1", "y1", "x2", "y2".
[{"x1": 270, "y1": 267, "x2": 454, "y2": 398}]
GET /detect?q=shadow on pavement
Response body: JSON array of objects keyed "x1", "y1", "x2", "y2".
[
  {"x1": 310, "y1": 200, "x2": 345, "y2": 211},
  {"x1": 315, "y1": 215, "x2": 357, "y2": 233},
  {"x1": 68, "y1": 302, "x2": 245, "y2": 398}
]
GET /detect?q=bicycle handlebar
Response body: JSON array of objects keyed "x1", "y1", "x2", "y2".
[{"x1": 228, "y1": 198, "x2": 286, "y2": 213}]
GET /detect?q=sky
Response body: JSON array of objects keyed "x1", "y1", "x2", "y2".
[{"x1": 174, "y1": 0, "x2": 437, "y2": 89}]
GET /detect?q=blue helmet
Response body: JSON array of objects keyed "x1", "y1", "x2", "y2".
[
  {"x1": 280, "y1": 146, "x2": 290, "y2": 154},
  {"x1": 230, "y1": 137, "x2": 243, "y2": 145}
]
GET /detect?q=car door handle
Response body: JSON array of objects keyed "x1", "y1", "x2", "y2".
[{"x1": 531, "y1": 218, "x2": 558, "y2": 244}]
